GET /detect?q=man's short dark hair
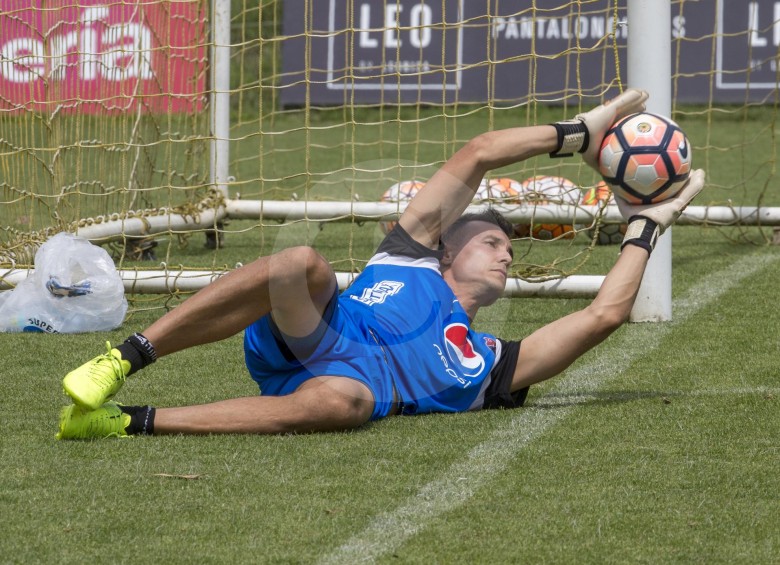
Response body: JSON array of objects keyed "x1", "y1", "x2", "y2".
[{"x1": 442, "y1": 208, "x2": 514, "y2": 245}]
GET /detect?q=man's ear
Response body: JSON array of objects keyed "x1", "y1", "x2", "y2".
[{"x1": 440, "y1": 245, "x2": 455, "y2": 267}]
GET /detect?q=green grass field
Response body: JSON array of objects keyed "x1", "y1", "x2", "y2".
[
  {"x1": 2, "y1": 227, "x2": 779, "y2": 564},
  {"x1": 2, "y1": 105, "x2": 780, "y2": 563}
]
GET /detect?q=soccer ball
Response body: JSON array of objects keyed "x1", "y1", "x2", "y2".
[
  {"x1": 516, "y1": 175, "x2": 580, "y2": 240},
  {"x1": 379, "y1": 180, "x2": 425, "y2": 234},
  {"x1": 473, "y1": 177, "x2": 522, "y2": 203},
  {"x1": 580, "y1": 182, "x2": 627, "y2": 245},
  {"x1": 598, "y1": 112, "x2": 692, "y2": 204}
]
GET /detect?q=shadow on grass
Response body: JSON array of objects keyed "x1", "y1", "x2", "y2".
[{"x1": 527, "y1": 390, "x2": 684, "y2": 409}]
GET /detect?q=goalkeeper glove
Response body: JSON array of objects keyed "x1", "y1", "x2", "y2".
[
  {"x1": 549, "y1": 88, "x2": 649, "y2": 170},
  {"x1": 616, "y1": 169, "x2": 706, "y2": 254}
]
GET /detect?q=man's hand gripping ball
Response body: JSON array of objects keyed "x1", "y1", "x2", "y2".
[
  {"x1": 616, "y1": 169, "x2": 706, "y2": 254},
  {"x1": 549, "y1": 88, "x2": 649, "y2": 163}
]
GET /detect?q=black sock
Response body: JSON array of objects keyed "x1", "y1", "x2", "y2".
[
  {"x1": 116, "y1": 333, "x2": 158, "y2": 375},
  {"x1": 119, "y1": 405, "x2": 156, "y2": 435}
]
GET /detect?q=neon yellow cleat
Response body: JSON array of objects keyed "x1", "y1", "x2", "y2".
[
  {"x1": 56, "y1": 402, "x2": 130, "y2": 440},
  {"x1": 62, "y1": 342, "x2": 130, "y2": 410}
]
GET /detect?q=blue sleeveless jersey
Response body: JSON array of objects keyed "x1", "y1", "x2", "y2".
[
  {"x1": 243, "y1": 227, "x2": 515, "y2": 420},
  {"x1": 340, "y1": 252, "x2": 503, "y2": 415}
]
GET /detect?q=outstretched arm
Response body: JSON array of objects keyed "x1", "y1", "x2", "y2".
[
  {"x1": 511, "y1": 244, "x2": 648, "y2": 389},
  {"x1": 397, "y1": 126, "x2": 558, "y2": 249},
  {"x1": 399, "y1": 88, "x2": 650, "y2": 249},
  {"x1": 509, "y1": 169, "x2": 707, "y2": 391}
]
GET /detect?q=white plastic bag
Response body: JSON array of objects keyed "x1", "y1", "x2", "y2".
[{"x1": 0, "y1": 232, "x2": 127, "y2": 333}]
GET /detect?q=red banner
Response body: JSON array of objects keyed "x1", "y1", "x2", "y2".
[{"x1": 0, "y1": 0, "x2": 207, "y2": 113}]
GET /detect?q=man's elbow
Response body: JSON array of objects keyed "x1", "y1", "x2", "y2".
[
  {"x1": 589, "y1": 304, "x2": 631, "y2": 339},
  {"x1": 459, "y1": 133, "x2": 495, "y2": 170}
]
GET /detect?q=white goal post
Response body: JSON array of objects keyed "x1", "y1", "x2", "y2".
[{"x1": 627, "y1": 0, "x2": 673, "y2": 322}]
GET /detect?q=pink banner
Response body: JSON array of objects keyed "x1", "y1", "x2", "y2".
[{"x1": 0, "y1": 0, "x2": 207, "y2": 113}]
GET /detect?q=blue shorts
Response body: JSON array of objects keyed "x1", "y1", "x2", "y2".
[{"x1": 243, "y1": 291, "x2": 397, "y2": 421}]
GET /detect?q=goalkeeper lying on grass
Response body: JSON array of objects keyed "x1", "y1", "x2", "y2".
[{"x1": 56, "y1": 89, "x2": 705, "y2": 439}]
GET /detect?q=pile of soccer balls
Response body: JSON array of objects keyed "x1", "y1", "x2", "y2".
[
  {"x1": 475, "y1": 176, "x2": 628, "y2": 244},
  {"x1": 379, "y1": 175, "x2": 589, "y2": 241}
]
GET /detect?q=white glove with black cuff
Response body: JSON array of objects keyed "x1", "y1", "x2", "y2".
[
  {"x1": 615, "y1": 169, "x2": 706, "y2": 253},
  {"x1": 550, "y1": 88, "x2": 649, "y2": 163}
]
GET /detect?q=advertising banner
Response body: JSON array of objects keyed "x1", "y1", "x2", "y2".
[
  {"x1": 280, "y1": 0, "x2": 780, "y2": 106},
  {"x1": 0, "y1": 0, "x2": 206, "y2": 113}
]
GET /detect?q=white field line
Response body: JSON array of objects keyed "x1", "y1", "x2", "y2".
[{"x1": 318, "y1": 253, "x2": 780, "y2": 565}]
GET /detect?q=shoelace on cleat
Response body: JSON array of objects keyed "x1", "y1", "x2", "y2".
[
  {"x1": 85, "y1": 341, "x2": 127, "y2": 386},
  {"x1": 87, "y1": 407, "x2": 127, "y2": 437},
  {"x1": 57, "y1": 404, "x2": 130, "y2": 440}
]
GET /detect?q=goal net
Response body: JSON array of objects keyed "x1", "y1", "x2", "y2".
[{"x1": 1, "y1": 0, "x2": 778, "y2": 314}]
